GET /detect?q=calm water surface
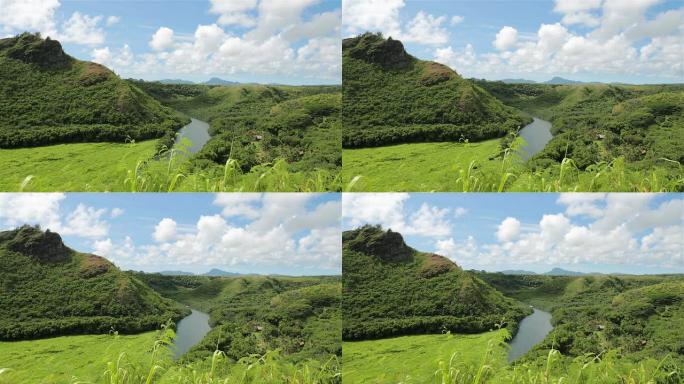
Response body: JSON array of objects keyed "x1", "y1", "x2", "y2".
[
  {"x1": 173, "y1": 309, "x2": 211, "y2": 359},
  {"x1": 517, "y1": 117, "x2": 553, "y2": 160},
  {"x1": 175, "y1": 118, "x2": 210, "y2": 153},
  {"x1": 508, "y1": 308, "x2": 553, "y2": 362}
]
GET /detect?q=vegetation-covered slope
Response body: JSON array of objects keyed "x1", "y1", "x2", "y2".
[
  {"x1": 135, "y1": 273, "x2": 341, "y2": 364},
  {"x1": 478, "y1": 272, "x2": 684, "y2": 366},
  {"x1": 342, "y1": 33, "x2": 529, "y2": 148},
  {"x1": 0, "y1": 33, "x2": 187, "y2": 148},
  {"x1": 476, "y1": 80, "x2": 684, "y2": 174},
  {"x1": 131, "y1": 81, "x2": 341, "y2": 175},
  {"x1": 0, "y1": 226, "x2": 188, "y2": 339},
  {"x1": 342, "y1": 225, "x2": 530, "y2": 340}
]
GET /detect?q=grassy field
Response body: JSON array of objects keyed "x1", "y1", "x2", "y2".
[
  {"x1": 0, "y1": 332, "x2": 159, "y2": 384},
  {"x1": 0, "y1": 140, "x2": 158, "y2": 191},
  {"x1": 342, "y1": 140, "x2": 505, "y2": 191},
  {"x1": 342, "y1": 330, "x2": 508, "y2": 384}
]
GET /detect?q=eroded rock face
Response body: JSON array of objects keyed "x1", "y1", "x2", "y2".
[
  {"x1": 1, "y1": 33, "x2": 72, "y2": 70},
  {"x1": 343, "y1": 225, "x2": 413, "y2": 262},
  {"x1": 344, "y1": 33, "x2": 414, "y2": 70},
  {"x1": 0, "y1": 225, "x2": 70, "y2": 263}
]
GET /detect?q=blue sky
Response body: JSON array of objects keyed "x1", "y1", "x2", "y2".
[
  {"x1": 343, "y1": 0, "x2": 684, "y2": 84},
  {"x1": 0, "y1": 193, "x2": 341, "y2": 276},
  {"x1": 0, "y1": 0, "x2": 341, "y2": 84},
  {"x1": 343, "y1": 193, "x2": 683, "y2": 275}
]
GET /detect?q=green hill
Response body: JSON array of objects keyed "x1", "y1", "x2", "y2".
[
  {"x1": 342, "y1": 225, "x2": 530, "y2": 340},
  {"x1": 477, "y1": 272, "x2": 684, "y2": 366},
  {"x1": 0, "y1": 32, "x2": 187, "y2": 148},
  {"x1": 131, "y1": 81, "x2": 341, "y2": 173},
  {"x1": 342, "y1": 33, "x2": 528, "y2": 148},
  {"x1": 134, "y1": 273, "x2": 341, "y2": 363},
  {"x1": 0, "y1": 225, "x2": 188, "y2": 340}
]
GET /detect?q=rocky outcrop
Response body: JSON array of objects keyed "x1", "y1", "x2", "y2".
[
  {"x1": 0, "y1": 225, "x2": 70, "y2": 263},
  {"x1": 343, "y1": 225, "x2": 413, "y2": 262},
  {"x1": 0, "y1": 33, "x2": 72, "y2": 70},
  {"x1": 343, "y1": 32, "x2": 414, "y2": 70}
]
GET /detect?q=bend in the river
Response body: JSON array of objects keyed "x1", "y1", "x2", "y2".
[
  {"x1": 508, "y1": 307, "x2": 553, "y2": 362},
  {"x1": 175, "y1": 118, "x2": 211, "y2": 154},
  {"x1": 173, "y1": 308, "x2": 211, "y2": 359},
  {"x1": 517, "y1": 117, "x2": 553, "y2": 160}
]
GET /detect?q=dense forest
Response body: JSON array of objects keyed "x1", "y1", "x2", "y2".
[
  {"x1": 131, "y1": 80, "x2": 341, "y2": 175},
  {"x1": 477, "y1": 272, "x2": 684, "y2": 367},
  {"x1": 0, "y1": 33, "x2": 188, "y2": 148},
  {"x1": 133, "y1": 273, "x2": 341, "y2": 364},
  {"x1": 342, "y1": 33, "x2": 529, "y2": 148},
  {"x1": 342, "y1": 225, "x2": 530, "y2": 340},
  {"x1": 476, "y1": 80, "x2": 684, "y2": 173},
  {"x1": 0, "y1": 226, "x2": 188, "y2": 339}
]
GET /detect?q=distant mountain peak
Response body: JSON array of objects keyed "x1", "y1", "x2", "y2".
[
  {"x1": 544, "y1": 76, "x2": 583, "y2": 85},
  {"x1": 203, "y1": 77, "x2": 238, "y2": 85},
  {"x1": 203, "y1": 268, "x2": 241, "y2": 276},
  {"x1": 0, "y1": 225, "x2": 70, "y2": 263},
  {"x1": 544, "y1": 267, "x2": 586, "y2": 276},
  {"x1": 343, "y1": 32, "x2": 414, "y2": 70}
]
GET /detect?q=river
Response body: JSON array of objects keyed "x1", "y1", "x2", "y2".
[
  {"x1": 517, "y1": 117, "x2": 553, "y2": 160},
  {"x1": 173, "y1": 309, "x2": 211, "y2": 359},
  {"x1": 508, "y1": 308, "x2": 553, "y2": 362},
  {"x1": 175, "y1": 118, "x2": 210, "y2": 154}
]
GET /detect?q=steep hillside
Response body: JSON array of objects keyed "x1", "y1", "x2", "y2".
[
  {"x1": 134, "y1": 273, "x2": 341, "y2": 363},
  {"x1": 476, "y1": 80, "x2": 684, "y2": 171},
  {"x1": 342, "y1": 225, "x2": 530, "y2": 340},
  {"x1": 0, "y1": 225, "x2": 188, "y2": 340},
  {"x1": 478, "y1": 272, "x2": 684, "y2": 365},
  {"x1": 0, "y1": 33, "x2": 187, "y2": 148},
  {"x1": 131, "y1": 81, "x2": 341, "y2": 174},
  {"x1": 342, "y1": 33, "x2": 528, "y2": 148}
]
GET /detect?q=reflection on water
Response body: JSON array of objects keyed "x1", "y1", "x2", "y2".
[
  {"x1": 175, "y1": 118, "x2": 210, "y2": 154},
  {"x1": 508, "y1": 308, "x2": 553, "y2": 362},
  {"x1": 173, "y1": 309, "x2": 211, "y2": 359},
  {"x1": 517, "y1": 117, "x2": 553, "y2": 160}
]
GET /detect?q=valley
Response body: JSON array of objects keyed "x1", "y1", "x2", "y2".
[
  {"x1": 342, "y1": 33, "x2": 683, "y2": 192},
  {"x1": 0, "y1": 33, "x2": 342, "y2": 192},
  {"x1": 0, "y1": 226, "x2": 341, "y2": 383},
  {"x1": 341, "y1": 225, "x2": 684, "y2": 383}
]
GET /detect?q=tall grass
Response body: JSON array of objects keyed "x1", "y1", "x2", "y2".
[
  {"x1": 431, "y1": 340, "x2": 681, "y2": 384},
  {"x1": 122, "y1": 145, "x2": 341, "y2": 192}
]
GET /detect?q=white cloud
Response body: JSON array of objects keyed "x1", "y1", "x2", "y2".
[
  {"x1": 435, "y1": 235, "x2": 477, "y2": 263},
  {"x1": 433, "y1": 1, "x2": 684, "y2": 81},
  {"x1": 209, "y1": 0, "x2": 257, "y2": 27},
  {"x1": 59, "y1": 204, "x2": 109, "y2": 238},
  {"x1": 343, "y1": 0, "x2": 404, "y2": 37},
  {"x1": 450, "y1": 15, "x2": 464, "y2": 26},
  {"x1": 110, "y1": 208, "x2": 124, "y2": 218},
  {"x1": 554, "y1": 0, "x2": 602, "y2": 27},
  {"x1": 402, "y1": 11, "x2": 449, "y2": 45},
  {"x1": 149, "y1": 27, "x2": 175, "y2": 51},
  {"x1": 454, "y1": 207, "x2": 468, "y2": 218},
  {"x1": 0, "y1": 193, "x2": 64, "y2": 230},
  {"x1": 493, "y1": 26, "x2": 518, "y2": 51},
  {"x1": 0, "y1": 0, "x2": 60, "y2": 37},
  {"x1": 154, "y1": 218, "x2": 177, "y2": 242},
  {"x1": 496, "y1": 217, "x2": 521, "y2": 242},
  {"x1": 59, "y1": 12, "x2": 105, "y2": 46},
  {"x1": 106, "y1": 16, "x2": 120, "y2": 26}
]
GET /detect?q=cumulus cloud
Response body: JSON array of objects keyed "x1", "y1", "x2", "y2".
[
  {"x1": 209, "y1": 0, "x2": 257, "y2": 27},
  {"x1": 0, "y1": 0, "x2": 60, "y2": 37},
  {"x1": 343, "y1": 194, "x2": 683, "y2": 271},
  {"x1": 149, "y1": 27, "x2": 175, "y2": 51},
  {"x1": 496, "y1": 217, "x2": 521, "y2": 242},
  {"x1": 402, "y1": 11, "x2": 449, "y2": 45},
  {"x1": 97, "y1": 194, "x2": 341, "y2": 272},
  {"x1": 493, "y1": 26, "x2": 518, "y2": 50},
  {"x1": 154, "y1": 218, "x2": 177, "y2": 242},
  {"x1": 59, "y1": 12, "x2": 105, "y2": 46},
  {"x1": 433, "y1": 0, "x2": 684, "y2": 81},
  {"x1": 106, "y1": 16, "x2": 120, "y2": 26},
  {"x1": 0, "y1": 194, "x2": 110, "y2": 239}
]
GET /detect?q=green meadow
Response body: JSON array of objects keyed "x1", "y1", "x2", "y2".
[
  {"x1": 0, "y1": 140, "x2": 157, "y2": 192},
  {"x1": 343, "y1": 330, "x2": 507, "y2": 384},
  {"x1": 342, "y1": 140, "x2": 504, "y2": 191},
  {"x1": 0, "y1": 332, "x2": 158, "y2": 384}
]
